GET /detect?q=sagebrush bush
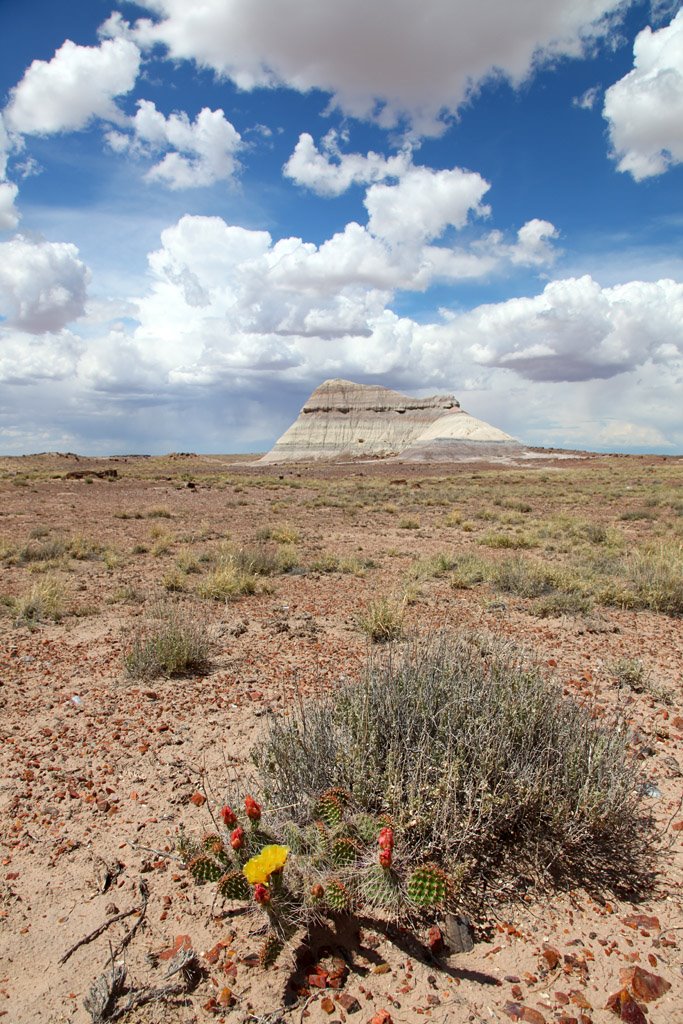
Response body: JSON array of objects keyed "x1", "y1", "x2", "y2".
[
  {"x1": 124, "y1": 602, "x2": 210, "y2": 678},
  {"x1": 254, "y1": 634, "x2": 653, "y2": 901}
]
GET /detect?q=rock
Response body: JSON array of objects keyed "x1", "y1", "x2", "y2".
[
  {"x1": 443, "y1": 913, "x2": 475, "y2": 953},
  {"x1": 606, "y1": 988, "x2": 647, "y2": 1023},
  {"x1": 260, "y1": 379, "x2": 523, "y2": 463},
  {"x1": 619, "y1": 966, "x2": 671, "y2": 1001}
]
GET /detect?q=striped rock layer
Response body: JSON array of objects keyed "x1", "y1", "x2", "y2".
[{"x1": 260, "y1": 379, "x2": 523, "y2": 463}]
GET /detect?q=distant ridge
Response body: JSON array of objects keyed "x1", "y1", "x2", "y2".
[{"x1": 260, "y1": 379, "x2": 524, "y2": 463}]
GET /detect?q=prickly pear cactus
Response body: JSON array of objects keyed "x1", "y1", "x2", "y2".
[
  {"x1": 217, "y1": 870, "x2": 251, "y2": 901},
  {"x1": 350, "y1": 812, "x2": 381, "y2": 845},
  {"x1": 407, "y1": 864, "x2": 451, "y2": 907},
  {"x1": 188, "y1": 854, "x2": 224, "y2": 884},
  {"x1": 202, "y1": 833, "x2": 232, "y2": 865},
  {"x1": 324, "y1": 879, "x2": 351, "y2": 911},
  {"x1": 361, "y1": 865, "x2": 401, "y2": 909},
  {"x1": 331, "y1": 836, "x2": 360, "y2": 867},
  {"x1": 314, "y1": 792, "x2": 344, "y2": 828},
  {"x1": 259, "y1": 931, "x2": 284, "y2": 968}
]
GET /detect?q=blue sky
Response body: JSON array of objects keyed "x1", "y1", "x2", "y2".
[{"x1": 0, "y1": 0, "x2": 681, "y2": 455}]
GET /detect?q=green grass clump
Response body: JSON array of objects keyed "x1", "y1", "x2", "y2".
[
  {"x1": 255, "y1": 634, "x2": 653, "y2": 900},
  {"x1": 124, "y1": 602, "x2": 210, "y2": 679}
]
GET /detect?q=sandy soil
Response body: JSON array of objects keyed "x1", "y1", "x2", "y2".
[{"x1": 0, "y1": 451, "x2": 681, "y2": 1024}]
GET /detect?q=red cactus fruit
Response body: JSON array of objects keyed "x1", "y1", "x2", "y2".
[
  {"x1": 379, "y1": 848, "x2": 392, "y2": 869},
  {"x1": 230, "y1": 826, "x2": 245, "y2": 850},
  {"x1": 378, "y1": 827, "x2": 394, "y2": 851},
  {"x1": 244, "y1": 795, "x2": 262, "y2": 821},
  {"x1": 220, "y1": 805, "x2": 237, "y2": 827},
  {"x1": 253, "y1": 883, "x2": 270, "y2": 904},
  {"x1": 310, "y1": 883, "x2": 325, "y2": 900}
]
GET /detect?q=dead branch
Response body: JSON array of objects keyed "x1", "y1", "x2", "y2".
[
  {"x1": 59, "y1": 881, "x2": 149, "y2": 966},
  {"x1": 108, "y1": 881, "x2": 149, "y2": 963}
]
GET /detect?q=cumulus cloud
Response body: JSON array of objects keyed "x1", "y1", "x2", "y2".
[
  {"x1": 603, "y1": 9, "x2": 683, "y2": 179},
  {"x1": 453, "y1": 275, "x2": 683, "y2": 381},
  {"x1": 0, "y1": 328, "x2": 84, "y2": 385},
  {"x1": 124, "y1": 0, "x2": 628, "y2": 132},
  {"x1": 106, "y1": 100, "x2": 242, "y2": 189},
  {"x1": 5, "y1": 37, "x2": 140, "y2": 135},
  {"x1": 364, "y1": 165, "x2": 491, "y2": 246},
  {"x1": 83, "y1": 215, "x2": 678, "y2": 402},
  {"x1": 0, "y1": 182, "x2": 20, "y2": 231},
  {"x1": 283, "y1": 132, "x2": 412, "y2": 196},
  {"x1": 0, "y1": 237, "x2": 90, "y2": 333}
]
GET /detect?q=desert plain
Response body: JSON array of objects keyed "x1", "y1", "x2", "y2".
[{"x1": 0, "y1": 449, "x2": 681, "y2": 1024}]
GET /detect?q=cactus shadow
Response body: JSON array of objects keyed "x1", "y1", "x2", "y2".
[{"x1": 283, "y1": 912, "x2": 499, "y2": 1007}]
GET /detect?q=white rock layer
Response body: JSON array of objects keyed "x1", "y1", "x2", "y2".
[{"x1": 260, "y1": 379, "x2": 523, "y2": 463}]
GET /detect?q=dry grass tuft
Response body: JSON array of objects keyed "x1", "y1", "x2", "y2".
[{"x1": 124, "y1": 601, "x2": 210, "y2": 679}]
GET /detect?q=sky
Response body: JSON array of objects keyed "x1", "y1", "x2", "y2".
[{"x1": 0, "y1": 0, "x2": 682, "y2": 456}]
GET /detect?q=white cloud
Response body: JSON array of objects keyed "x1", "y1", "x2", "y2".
[
  {"x1": 573, "y1": 85, "x2": 601, "y2": 110},
  {"x1": 364, "y1": 165, "x2": 491, "y2": 246},
  {"x1": 451, "y1": 275, "x2": 683, "y2": 382},
  {"x1": 0, "y1": 237, "x2": 90, "y2": 333},
  {"x1": 5, "y1": 37, "x2": 140, "y2": 135},
  {"x1": 283, "y1": 132, "x2": 412, "y2": 196},
  {"x1": 125, "y1": 0, "x2": 628, "y2": 133},
  {"x1": 603, "y1": 9, "x2": 683, "y2": 179},
  {"x1": 0, "y1": 328, "x2": 84, "y2": 384},
  {"x1": 106, "y1": 100, "x2": 242, "y2": 189},
  {"x1": 0, "y1": 182, "x2": 20, "y2": 231},
  {"x1": 82, "y1": 216, "x2": 678, "y2": 398}
]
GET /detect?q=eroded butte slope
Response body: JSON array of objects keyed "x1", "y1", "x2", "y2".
[{"x1": 260, "y1": 378, "x2": 523, "y2": 463}]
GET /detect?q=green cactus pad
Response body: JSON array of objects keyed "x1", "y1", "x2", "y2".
[
  {"x1": 325, "y1": 879, "x2": 351, "y2": 912},
  {"x1": 349, "y1": 812, "x2": 381, "y2": 846},
  {"x1": 202, "y1": 833, "x2": 232, "y2": 865},
  {"x1": 361, "y1": 865, "x2": 402, "y2": 910},
  {"x1": 325, "y1": 787, "x2": 351, "y2": 808},
  {"x1": 259, "y1": 931, "x2": 284, "y2": 968},
  {"x1": 188, "y1": 854, "x2": 223, "y2": 884},
  {"x1": 217, "y1": 870, "x2": 251, "y2": 901},
  {"x1": 331, "y1": 837, "x2": 360, "y2": 867},
  {"x1": 314, "y1": 793, "x2": 344, "y2": 828},
  {"x1": 407, "y1": 864, "x2": 451, "y2": 907}
]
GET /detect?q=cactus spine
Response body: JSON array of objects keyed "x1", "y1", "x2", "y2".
[
  {"x1": 217, "y1": 870, "x2": 251, "y2": 901},
  {"x1": 407, "y1": 864, "x2": 451, "y2": 907},
  {"x1": 188, "y1": 854, "x2": 223, "y2": 884}
]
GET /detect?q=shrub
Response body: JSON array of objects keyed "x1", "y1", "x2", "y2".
[
  {"x1": 254, "y1": 634, "x2": 653, "y2": 900},
  {"x1": 124, "y1": 602, "x2": 210, "y2": 679},
  {"x1": 491, "y1": 555, "x2": 554, "y2": 598},
  {"x1": 532, "y1": 592, "x2": 592, "y2": 618},
  {"x1": 616, "y1": 541, "x2": 683, "y2": 615}
]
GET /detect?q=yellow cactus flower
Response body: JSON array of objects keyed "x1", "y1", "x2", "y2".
[{"x1": 242, "y1": 845, "x2": 289, "y2": 885}]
